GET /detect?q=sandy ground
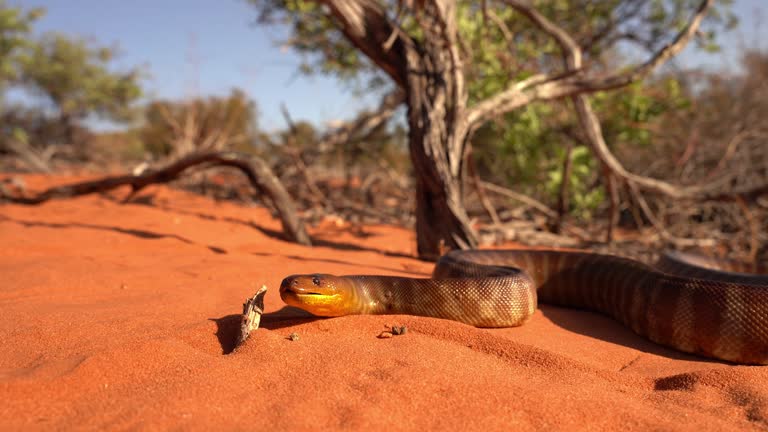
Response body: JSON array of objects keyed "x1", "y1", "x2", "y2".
[{"x1": 1, "y1": 174, "x2": 767, "y2": 431}]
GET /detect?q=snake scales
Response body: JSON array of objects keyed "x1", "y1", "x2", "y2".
[{"x1": 280, "y1": 249, "x2": 768, "y2": 365}]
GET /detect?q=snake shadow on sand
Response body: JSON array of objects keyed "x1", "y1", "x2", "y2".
[
  {"x1": 212, "y1": 304, "x2": 711, "y2": 362},
  {"x1": 536, "y1": 305, "x2": 712, "y2": 363}
]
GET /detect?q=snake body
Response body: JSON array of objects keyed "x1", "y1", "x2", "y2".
[{"x1": 280, "y1": 249, "x2": 768, "y2": 365}]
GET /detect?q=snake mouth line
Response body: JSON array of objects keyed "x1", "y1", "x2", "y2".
[{"x1": 282, "y1": 288, "x2": 327, "y2": 297}]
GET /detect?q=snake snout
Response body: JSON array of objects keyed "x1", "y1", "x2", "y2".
[
  {"x1": 280, "y1": 274, "x2": 331, "y2": 296},
  {"x1": 280, "y1": 276, "x2": 306, "y2": 294}
]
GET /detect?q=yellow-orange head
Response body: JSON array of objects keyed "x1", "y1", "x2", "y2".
[{"x1": 279, "y1": 274, "x2": 358, "y2": 316}]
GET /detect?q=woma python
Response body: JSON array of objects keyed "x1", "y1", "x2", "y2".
[{"x1": 280, "y1": 249, "x2": 768, "y2": 365}]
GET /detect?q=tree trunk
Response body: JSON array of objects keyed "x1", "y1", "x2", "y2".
[
  {"x1": 404, "y1": 40, "x2": 478, "y2": 260},
  {"x1": 409, "y1": 125, "x2": 477, "y2": 260},
  {"x1": 319, "y1": 0, "x2": 478, "y2": 260}
]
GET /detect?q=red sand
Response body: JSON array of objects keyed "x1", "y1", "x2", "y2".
[{"x1": 1, "y1": 175, "x2": 767, "y2": 431}]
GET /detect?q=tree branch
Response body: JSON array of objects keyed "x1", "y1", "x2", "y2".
[
  {"x1": 317, "y1": 89, "x2": 404, "y2": 151},
  {"x1": 467, "y1": 0, "x2": 713, "y2": 128},
  {"x1": 321, "y1": 0, "x2": 409, "y2": 86},
  {"x1": 626, "y1": 181, "x2": 716, "y2": 248},
  {"x1": 480, "y1": 180, "x2": 557, "y2": 218}
]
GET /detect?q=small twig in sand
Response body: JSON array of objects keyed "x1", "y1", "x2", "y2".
[
  {"x1": 237, "y1": 285, "x2": 268, "y2": 348},
  {"x1": 379, "y1": 324, "x2": 408, "y2": 338}
]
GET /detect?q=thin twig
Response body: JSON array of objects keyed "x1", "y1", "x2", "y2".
[
  {"x1": 627, "y1": 181, "x2": 715, "y2": 248},
  {"x1": 553, "y1": 142, "x2": 573, "y2": 234},
  {"x1": 467, "y1": 152, "x2": 501, "y2": 226},
  {"x1": 480, "y1": 180, "x2": 557, "y2": 218}
]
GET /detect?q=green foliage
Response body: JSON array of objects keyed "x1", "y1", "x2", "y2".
[
  {"x1": 597, "y1": 78, "x2": 690, "y2": 148},
  {"x1": 545, "y1": 146, "x2": 604, "y2": 220},
  {"x1": 0, "y1": 2, "x2": 144, "y2": 154},
  {"x1": 0, "y1": 1, "x2": 43, "y2": 86},
  {"x1": 17, "y1": 33, "x2": 143, "y2": 124},
  {"x1": 473, "y1": 77, "x2": 692, "y2": 217},
  {"x1": 141, "y1": 89, "x2": 259, "y2": 157},
  {"x1": 472, "y1": 104, "x2": 554, "y2": 186}
]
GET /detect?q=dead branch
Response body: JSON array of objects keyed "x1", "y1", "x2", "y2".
[
  {"x1": 604, "y1": 170, "x2": 619, "y2": 243},
  {"x1": 0, "y1": 151, "x2": 312, "y2": 246},
  {"x1": 734, "y1": 196, "x2": 759, "y2": 262},
  {"x1": 626, "y1": 181, "x2": 715, "y2": 248},
  {"x1": 279, "y1": 104, "x2": 328, "y2": 205},
  {"x1": 552, "y1": 142, "x2": 573, "y2": 234},
  {"x1": 466, "y1": 151, "x2": 501, "y2": 226},
  {"x1": 317, "y1": 90, "x2": 404, "y2": 151},
  {"x1": 704, "y1": 128, "x2": 753, "y2": 180},
  {"x1": 486, "y1": 8, "x2": 514, "y2": 46},
  {"x1": 480, "y1": 180, "x2": 557, "y2": 219},
  {"x1": 323, "y1": 1, "x2": 409, "y2": 87}
]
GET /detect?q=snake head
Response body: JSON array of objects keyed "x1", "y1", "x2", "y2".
[{"x1": 280, "y1": 274, "x2": 355, "y2": 316}]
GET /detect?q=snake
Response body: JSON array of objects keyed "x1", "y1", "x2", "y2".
[{"x1": 279, "y1": 249, "x2": 768, "y2": 365}]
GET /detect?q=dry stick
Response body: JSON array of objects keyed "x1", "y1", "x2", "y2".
[
  {"x1": 758, "y1": 196, "x2": 768, "y2": 210},
  {"x1": 279, "y1": 104, "x2": 328, "y2": 206},
  {"x1": 479, "y1": 180, "x2": 592, "y2": 242},
  {"x1": 339, "y1": 197, "x2": 404, "y2": 225},
  {"x1": 0, "y1": 151, "x2": 312, "y2": 246},
  {"x1": 705, "y1": 128, "x2": 751, "y2": 180},
  {"x1": 466, "y1": 152, "x2": 501, "y2": 226},
  {"x1": 282, "y1": 90, "x2": 402, "y2": 214},
  {"x1": 674, "y1": 128, "x2": 699, "y2": 167},
  {"x1": 316, "y1": 90, "x2": 403, "y2": 152},
  {"x1": 480, "y1": 180, "x2": 557, "y2": 218},
  {"x1": 626, "y1": 181, "x2": 715, "y2": 248},
  {"x1": 734, "y1": 196, "x2": 759, "y2": 263},
  {"x1": 359, "y1": 171, "x2": 408, "y2": 215},
  {"x1": 604, "y1": 170, "x2": 620, "y2": 243},
  {"x1": 360, "y1": 172, "x2": 384, "y2": 206},
  {"x1": 289, "y1": 147, "x2": 327, "y2": 205},
  {"x1": 553, "y1": 142, "x2": 573, "y2": 234},
  {"x1": 624, "y1": 181, "x2": 646, "y2": 232}
]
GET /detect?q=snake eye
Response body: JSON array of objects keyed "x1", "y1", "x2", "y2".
[{"x1": 312, "y1": 276, "x2": 321, "y2": 286}]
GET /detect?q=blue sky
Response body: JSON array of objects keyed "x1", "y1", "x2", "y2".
[{"x1": 12, "y1": 0, "x2": 767, "y2": 131}]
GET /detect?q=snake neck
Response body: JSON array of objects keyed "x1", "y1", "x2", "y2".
[
  {"x1": 344, "y1": 275, "x2": 418, "y2": 315},
  {"x1": 343, "y1": 274, "x2": 536, "y2": 328}
]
